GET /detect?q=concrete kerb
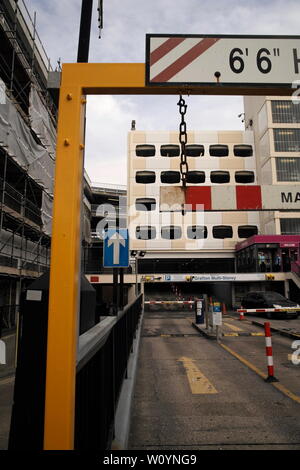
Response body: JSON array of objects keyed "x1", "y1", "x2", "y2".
[
  {"x1": 252, "y1": 320, "x2": 300, "y2": 340},
  {"x1": 192, "y1": 322, "x2": 217, "y2": 340},
  {"x1": 112, "y1": 310, "x2": 144, "y2": 450}
]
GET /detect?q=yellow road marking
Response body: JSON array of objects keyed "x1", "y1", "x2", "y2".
[
  {"x1": 223, "y1": 333, "x2": 239, "y2": 337},
  {"x1": 251, "y1": 333, "x2": 264, "y2": 336},
  {"x1": 223, "y1": 322, "x2": 243, "y2": 332},
  {"x1": 220, "y1": 343, "x2": 300, "y2": 404},
  {"x1": 178, "y1": 356, "x2": 218, "y2": 394}
]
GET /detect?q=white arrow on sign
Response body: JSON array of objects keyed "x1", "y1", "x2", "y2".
[{"x1": 107, "y1": 232, "x2": 126, "y2": 265}]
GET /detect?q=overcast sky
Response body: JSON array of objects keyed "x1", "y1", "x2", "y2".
[{"x1": 25, "y1": 0, "x2": 300, "y2": 185}]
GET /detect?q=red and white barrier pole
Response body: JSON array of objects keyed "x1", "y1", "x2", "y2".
[
  {"x1": 264, "y1": 322, "x2": 278, "y2": 383},
  {"x1": 239, "y1": 310, "x2": 245, "y2": 321}
]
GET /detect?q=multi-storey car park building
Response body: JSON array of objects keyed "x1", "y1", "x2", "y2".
[{"x1": 126, "y1": 124, "x2": 300, "y2": 307}]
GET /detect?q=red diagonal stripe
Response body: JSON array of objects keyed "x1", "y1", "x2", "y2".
[
  {"x1": 151, "y1": 37, "x2": 220, "y2": 83},
  {"x1": 150, "y1": 37, "x2": 186, "y2": 66}
]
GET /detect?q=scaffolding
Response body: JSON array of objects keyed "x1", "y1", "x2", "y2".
[{"x1": 0, "y1": 0, "x2": 55, "y2": 333}]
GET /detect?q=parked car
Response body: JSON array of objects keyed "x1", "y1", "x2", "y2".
[{"x1": 241, "y1": 291, "x2": 300, "y2": 318}]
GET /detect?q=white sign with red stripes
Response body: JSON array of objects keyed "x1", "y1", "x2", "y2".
[{"x1": 146, "y1": 34, "x2": 300, "y2": 88}]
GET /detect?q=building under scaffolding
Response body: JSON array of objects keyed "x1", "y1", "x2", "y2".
[{"x1": 0, "y1": 0, "x2": 57, "y2": 331}]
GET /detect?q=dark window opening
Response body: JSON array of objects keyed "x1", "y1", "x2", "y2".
[
  {"x1": 210, "y1": 171, "x2": 230, "y2": 184},
  {"x1": 186, "y1": 171, "x2": 205, "y2": 184},
  {"x1": 233, "y1": 145, "x2": 253, "y2": 157},
  {"x1": 187, "y1": 225, "x2": 208, "y2": 239},
  {"x1": 160, "y1": 144, "x2": 180, "y2": 157},
  {"x1": 235, "y1": 171, "x2": 255, "y2": 183},
  {"x1": 209, "y1": 144, "x2": 229, "y2": 157},
  {"x1": 161, "y1": 226, "x2": 182, "y2": 239},
  {"x1": 185, "y1": 144, "x2": 205, "y2": 157},
  {"x1": 238, "y1": 225, "x2": 258, "y2": 238},
  {"x1": 213, "y1": 225, "x2": 233, "y2": 239},
  {"x1": 136, "y1": 226, "x2": 156, "y2": 240},
  {"x1": 160, "y1": 171, "x2": 181, "y2": 184},
  {"x1": 135, "y1": 144, "x2": 156, "y2": 157},
  {"x1": 135, "y1": 171, "x2": 156, "y2": 184},
  {"x1": 135, "y1": 198, "x2": 156, "y2": 211}
]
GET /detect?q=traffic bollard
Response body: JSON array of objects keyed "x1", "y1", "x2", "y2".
[{"x1": 264, "y1": 322, "x2": 278, "y2": 383}]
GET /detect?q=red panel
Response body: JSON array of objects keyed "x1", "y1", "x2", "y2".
[
  {"x1": 90, "y1": 276, "x2": 99, "y2": 283},
  {"x1": 185, "y1": 187, "x2": 212, "y2": 210},
  {"x1": 236, "y1": 186, "x2": 262, "y2": 210}
]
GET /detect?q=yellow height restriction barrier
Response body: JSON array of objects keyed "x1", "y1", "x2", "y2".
[{"x1": 44, "y1": 62, "x2": 297, "y2": 450}]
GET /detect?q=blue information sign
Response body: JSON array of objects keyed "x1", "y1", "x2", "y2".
[{"x1": 103, "y1": 229, "x2": 129, "y2": 268}]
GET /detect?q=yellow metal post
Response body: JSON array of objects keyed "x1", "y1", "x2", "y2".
[{"x1": 44, "y1": 80, "x2": 85, "y2": 450}]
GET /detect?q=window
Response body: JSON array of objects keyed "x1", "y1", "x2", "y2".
[
  {"x1": 135, "y1": 198, "x2": 156, "y2": 211},
  {"x1": 161, "y1": 226, "x2": 182, "y2": 239},
  {"x1": 160, "y1": 171, "x2": 181, "y2": 184},
  {"x1": 160, "y1": 144, "x2": 180, "y2": 157},
  {"x1": 233, "y1": 145, "x2": 253, "y2": 157},
  {"x1": 212, "y1": 225, "x2": 233, "y2": 239},
  {"x1": 186, "y1": 171, "x2": 205, "y2": 184},
  {"x1": 185, "y1": 144, "x2": 205, "y2": 157},
  {"x1": 135, "y1": 144, "x2": 156, "y2": 157},
  {"x1": 280, "y1": 218, "x2": 300, "y2": 235},
  {"x1": 271, "y1": 100, "x2": 300, "y2": 123},
  {"x1": 187, "y1": 225, "x2": 208, "y2": 239},
  {"x1": 275, "y1": 158, "x2": 300, "y2": 182},
  {"x1": 238, "y1": 225, "x2": 258, "y2": 238},
  {"x1": 235, "y1": 171, "x2": 255, "y2": 183},
  {"x1": 210, "y1": 171, "x2": 230, "y2": 184},
  {"x1": 135, "y1": 171, "x2": 156, "y2": 184},
  {"x1": 273, "y1": 129, "x2": 300, "y2": 152},
  {"x1": 209, "y1": 144, "x2": 229, "y2": 157},
  {"x1": 136, "y1": 226, "x2": 156, "y2": 240}
]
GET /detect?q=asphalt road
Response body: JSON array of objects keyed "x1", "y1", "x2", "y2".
[{"x1": 128, "y1": 310, "x2": 300, "y2": 450}]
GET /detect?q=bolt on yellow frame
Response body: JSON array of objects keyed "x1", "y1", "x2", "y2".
[{"x1": 44, "y1": 62, "x2": 293, "y2": 450}]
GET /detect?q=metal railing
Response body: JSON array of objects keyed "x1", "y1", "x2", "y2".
[
  {"x1": 0, "y1": 177, "x2": 42, "y2": 225},
  {"x1": 75, "y1": 294, "x2": 143, "y2": 450}
]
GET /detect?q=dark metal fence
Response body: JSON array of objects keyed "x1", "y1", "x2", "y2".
[{"x1": 75, "y1": 294, "x2": 143, "y2": 450}]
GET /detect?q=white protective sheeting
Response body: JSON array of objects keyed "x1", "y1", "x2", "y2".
[{"x1": 0, "y1": 84, "x2": 55, "y2": 235}]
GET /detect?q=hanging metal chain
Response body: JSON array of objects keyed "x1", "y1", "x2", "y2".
[{"x1": 177, "y1": 95, "x2": 189, "y2": 187}]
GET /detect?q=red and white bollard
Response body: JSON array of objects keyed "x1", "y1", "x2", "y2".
[
  {"x1": 264, "y1": 322, "x2": 278, "y2": 383},
  {"x1": 239, "y1": 309, "x2": 245, "y2": 321}
]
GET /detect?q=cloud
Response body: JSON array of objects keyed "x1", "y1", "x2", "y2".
[{"x1": 25, "y1": 0, "x2": 300, "y2": 184}]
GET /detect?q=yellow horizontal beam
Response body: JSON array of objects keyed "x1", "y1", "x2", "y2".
[{"x1": 60, "y1": 63, "x2": 294, "y2": 96}]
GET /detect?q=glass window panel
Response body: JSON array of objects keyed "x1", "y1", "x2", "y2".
[
  {"x1": 280, "y1": 218, "x2": 300, "y2": 235},
  {"x1": 273, "y1": 129, "x2": 300, "y2": 152},
  {"x1": 275, "y1": 158, "x2": 300, "y2": 182},
  {"x1": 271, "y1": 100, "x2": 300, "y2": 123}
]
